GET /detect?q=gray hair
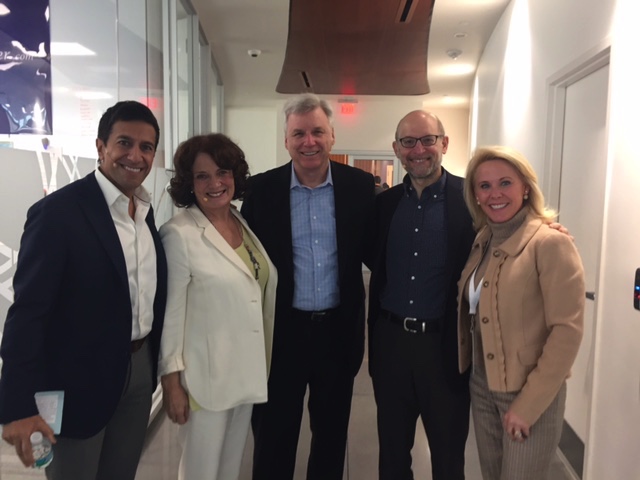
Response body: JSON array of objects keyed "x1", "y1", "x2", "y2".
[{"x1": 283, "y1": 93, "x2": 333, "y2": 132}]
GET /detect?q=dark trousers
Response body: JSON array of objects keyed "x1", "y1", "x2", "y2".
[
  {"x1": 370, "y1": 314, "x2": 470, "y2": 480},
  {"x1": 251, "y1": 308, "x2": 355, "y2": 480},
  {"x1": 45, "y1": 341, "x2": 153, "y2": 480}
]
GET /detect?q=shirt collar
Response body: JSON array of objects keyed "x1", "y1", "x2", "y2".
[
  {"x1": 402, "y1": 168, "x2": 447, "y2": 198},
  {"x1": 290, "y1": 162, "x2": 334, "y2": 190},
  {"x1": 95, "y1": 166, "x2": 152, "y2": 207}
]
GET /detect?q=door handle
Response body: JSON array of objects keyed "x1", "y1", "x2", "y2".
[{"x1": 586, "y1": 291, "x2": 595, "y2": 300}]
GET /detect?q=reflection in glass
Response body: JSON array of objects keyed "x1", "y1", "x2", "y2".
[{"x1": 354, "y1": 159, "x2": 395, "y2": 188}]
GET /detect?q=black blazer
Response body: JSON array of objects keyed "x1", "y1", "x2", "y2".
[
  {"x1": 0, "y1": 172, "x2": 167, "y2": 438},
  {"x1": 241, "y1": 161, "x2": 375, "y2": 375},
  {"x1": 367, "y1": 170, "x2": 475, "y2": 391}
]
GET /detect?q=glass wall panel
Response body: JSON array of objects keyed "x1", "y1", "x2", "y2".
[
  {"x1": 146, "y1": 0, "x2": 166, "y2": 168},
  {"x1": 176, "y1": 0, "x2": 193, "y2": 143}
]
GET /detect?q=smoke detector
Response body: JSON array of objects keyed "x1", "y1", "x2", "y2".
[{"x1": 446, "y1": 49, "x2": 462, "y2": 60}]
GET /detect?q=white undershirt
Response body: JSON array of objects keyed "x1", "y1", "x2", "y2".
[
  {"x1": 468, "y1": 268, "x2": 482, "y2": 315},
  {"x1": 95, "y1": 168, "x2": 157, "y2": 340}
]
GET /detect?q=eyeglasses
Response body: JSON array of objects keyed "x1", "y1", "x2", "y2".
[{"x1": 397, "y1": 135, "x2": 443, "y2": 148}]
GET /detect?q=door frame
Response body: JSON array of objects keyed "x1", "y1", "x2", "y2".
[
  {"x1": 543, "y1": 39, "x2": 611, "y2": 479},
  {"x1": 332, "y1": 150, "x2": 400, "y2": 184},
  {"x1": 543, "y1": 40, "x2": 610, "y2": 207}
]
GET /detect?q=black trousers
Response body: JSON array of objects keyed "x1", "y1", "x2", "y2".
[
  {"x1": 370, "y1": 313, "x2": 470, "y2": 480},
  {"x1": 251, "y1": 308, "x2": 355, "y2": 480}
]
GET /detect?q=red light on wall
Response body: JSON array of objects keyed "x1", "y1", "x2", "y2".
[
  {"x1": 139, "y1": 97, "x2": 161, "y2": 110},
  {"x1": 341, "y1": 103, "x2": 355, "y2": 114}
]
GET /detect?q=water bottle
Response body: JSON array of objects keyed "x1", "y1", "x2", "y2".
[{"x1": 30, "y1": 431, "x2": 53, "y2": 468}]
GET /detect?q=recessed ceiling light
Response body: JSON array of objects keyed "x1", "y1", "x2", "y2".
[
  {"x1": 51, "y1": 42, "x2": 96, "y2": 56},
  {"x1": 75, "y1": 91, "x2": 112, "y2": 100}
]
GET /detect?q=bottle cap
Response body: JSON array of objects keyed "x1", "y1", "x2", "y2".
[{"x1": 30, "y1": 432, "x2": 43, "y2": 443}]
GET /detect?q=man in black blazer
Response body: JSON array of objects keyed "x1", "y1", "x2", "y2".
[
  {"x1": 368, "y1": 111, "x2": 475, "y2": 479},
  {"x1": 0, "y1": 101, "x2": 167, "y2": 480},
  {"x1": 241, "y1": 94, "x2": 375, "y2": 480}
]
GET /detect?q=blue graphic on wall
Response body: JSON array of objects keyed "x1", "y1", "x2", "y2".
[{"x1": 0, "y1": 0, "x2": 52, "y2": 134}]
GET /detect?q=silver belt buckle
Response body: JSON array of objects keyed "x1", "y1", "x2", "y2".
[
  {"x1": 311, "y1": 311, "x2": 327, "y2": 321},
  {"x1": 403, "y1": 317, "x2": 420, "y2": 333}
]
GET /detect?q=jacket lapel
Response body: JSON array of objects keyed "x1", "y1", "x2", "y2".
[
  {"x1": 77, "y1": 173, "x2": 129, "y2": 285},
  {"x1": 331, "y1": 162, "x2": 349, "y2": 278},
  {"x1": 271, "y1": 163, "x2": 295, "y2": 278},
  {"x1": 188, "y1": 206, "x2": 255, "y2": 279}
]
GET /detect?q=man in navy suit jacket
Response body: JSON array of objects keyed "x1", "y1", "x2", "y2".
[
  {"x1": 0, "y1": 101, "x2": 167, "y2": 480},
  {"x1": 241, "y1": 94, "x2": 375, "y2": 480},
  {"x1": 367, "y1": 111, "x2": 474, "y2": 480}
]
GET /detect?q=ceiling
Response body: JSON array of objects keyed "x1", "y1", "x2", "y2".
[
  {"x1": 276, "y1": 0, "x2": 435, "y2": 96},
  {"x1": 191, "y1": 0, "x2": 511, "y2": 109}
]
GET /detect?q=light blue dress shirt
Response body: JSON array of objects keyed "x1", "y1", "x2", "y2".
[{"x1": 290, "y1": 164, "x2": 339, "y2": 311}]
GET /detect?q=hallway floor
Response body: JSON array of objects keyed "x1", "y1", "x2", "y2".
[
  {"x1": 0, "y1": 273, "x2": 579, "y2": 479},
  {"x1": 134, "y1": 356, "x2": 578, "y2": 480},
  {"x1": 0, "y1": 356, "x2": 575, "y2": 480},
  {"x1": 0, "y1": 359, "x2": 579, "y2": 479}
]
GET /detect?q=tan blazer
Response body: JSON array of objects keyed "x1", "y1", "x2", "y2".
[
  {"x1": 457, "y1": 214, "x2": 584, "y2": 425},
  {"x1": 158, "y1": 206, "x2": 277, "y2": 412}
]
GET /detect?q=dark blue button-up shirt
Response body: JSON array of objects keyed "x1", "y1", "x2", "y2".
[{"x1": 380, "y1": 172, "x2": 448, "y2": 319}]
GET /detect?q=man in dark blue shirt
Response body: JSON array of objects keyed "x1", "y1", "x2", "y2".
[{"x1": 367, "y1": 110, "x2": 475, "y2": 480}]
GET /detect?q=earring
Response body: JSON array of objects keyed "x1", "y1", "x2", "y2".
[
  {"x1": 523, "y1": 192, "x2": 529, "y2": 200},
  {"x1": 476, "y1": 199, "x2": 480, "y2": 205}
]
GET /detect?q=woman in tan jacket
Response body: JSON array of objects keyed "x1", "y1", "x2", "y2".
[{"x1": 457, "y1": 145, "x2": 584, "y2": 480}]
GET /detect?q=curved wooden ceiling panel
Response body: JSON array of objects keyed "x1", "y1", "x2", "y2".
[{"x1": 276, "y1": 0, "x2": 435, "y2": 96}]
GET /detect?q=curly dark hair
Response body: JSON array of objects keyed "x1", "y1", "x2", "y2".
[{"x1": 168, "y1": 134, "x2": 250, "y2": 207}]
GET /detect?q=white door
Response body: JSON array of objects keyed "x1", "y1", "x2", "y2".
[{"x1": 557, "y1": 64, "x2": 609, "y2": 446}]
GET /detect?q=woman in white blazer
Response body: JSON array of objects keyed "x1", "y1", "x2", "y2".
[{"x1": 158, "y1": 134, "x2": 277, "y2": 480}]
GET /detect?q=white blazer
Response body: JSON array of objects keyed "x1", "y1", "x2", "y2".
[{"x1": 158, "y1": 206, "x2": 277, "y2": 412}]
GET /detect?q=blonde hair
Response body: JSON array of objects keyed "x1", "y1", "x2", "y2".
[{"x1": 463, "y1": 145, "x2": 556, "y2": 229}]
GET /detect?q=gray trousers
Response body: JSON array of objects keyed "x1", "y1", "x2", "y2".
[
  {"x1": 470, "y1": 367, "x2": 566, "y2": 480},
  {"x1": 45, "y1": 341, "x2": 153, "y2": 480}
]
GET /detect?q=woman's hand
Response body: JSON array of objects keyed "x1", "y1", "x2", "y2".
[
  {"x1": 161, "y1": 372, "x2": 190, "y2": 425},
  {"x1": 503, "y1": 409, "x2": 531, "y2": 442}
]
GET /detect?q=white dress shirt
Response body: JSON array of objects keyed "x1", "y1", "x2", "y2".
[{"x1": 95, "y1": 168, "x2": 157, "y2": 340}]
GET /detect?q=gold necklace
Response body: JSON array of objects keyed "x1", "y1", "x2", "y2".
[{"x1": 234, "y1": 217, "x2": 260, "y2": 281}]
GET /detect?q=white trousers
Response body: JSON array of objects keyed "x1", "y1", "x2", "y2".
[{"x1": 178, "y1": 403, "x2": 253, "y2": 480}]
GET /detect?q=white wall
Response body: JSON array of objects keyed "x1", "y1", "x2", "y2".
[
  {"x1": 473, "y1": 0, "x2": 640, "y2": 478},
  {"x1": 227, "y1": 101, "x2": 470, "y2": 177},
  {"x1": 587, "y1": 0, "x2": 640, "y2": 477},
  {"x1": 473, "y1": 0, "x2": 614, "y2": 175},
  {"x1": 226, "y1": 108, "x2": 279, "y2": 178}
]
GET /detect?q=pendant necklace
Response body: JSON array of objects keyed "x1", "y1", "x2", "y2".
[{"x1": 235, "y1": 217, "x2": 260, "y2": 280}]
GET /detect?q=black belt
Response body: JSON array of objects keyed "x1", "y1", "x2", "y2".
[
  {"x1": 380, "y1": 309, "x2": 441, "y2": 334},
  {"x1": 292, "y1": 307, "x2": 339, "y2": 322},
  {"x1": 131, "y1": 336, "x2": 147, "y2": 353}
]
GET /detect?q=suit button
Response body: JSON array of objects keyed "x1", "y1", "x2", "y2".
[
  {"x1": 482, "y1": 317, "x2": 489, "y2": 324},
  {"x1": 486, "y1": 353, "x2": 495, "y2": 360},
  {"x1": 493, "y1": 251, "x2": 500, "y2": 257},
  {"x1": 483, "y1": 281, "x2": 489, "y2": 288}
]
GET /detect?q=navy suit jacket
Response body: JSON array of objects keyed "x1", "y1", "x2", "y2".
[
  {"x1": 241, "y1": 161, "x2": 375, "y2": 375},
  {"x1": 0, "y1": 172, "x2": 167, "y2": 438},
  {"x1": 367, "y1": 169, "x2": 475, "y2": 391}
]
